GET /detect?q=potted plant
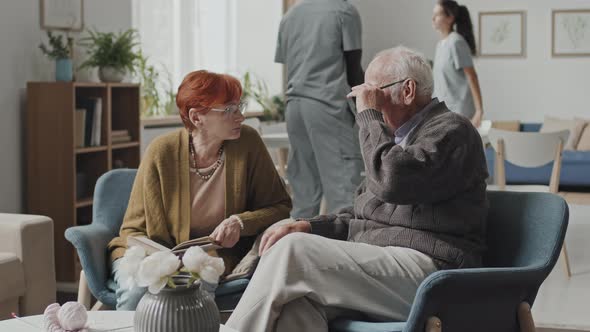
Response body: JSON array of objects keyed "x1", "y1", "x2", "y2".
[
  {"x1": 136, "y1": 52, "x2": 177, "y2": 118},
  {"x1": 242, "y1": 72, "x2": 285, "y2": 122},
  {"x1": 78, "y1": 29, "x2": 140, "y2": 83},
  {"x1": 39, "y1": 31, "x2": 73, "y2": 82}
]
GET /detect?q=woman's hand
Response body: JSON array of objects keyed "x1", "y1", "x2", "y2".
[
  {"x1": 210, "y1": 216, "x2": 242, "y2": 248},
  {"x1": 258, "y1": 220, "x2": 312, "y2": 256}
]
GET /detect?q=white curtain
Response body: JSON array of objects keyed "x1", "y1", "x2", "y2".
[{"x1": 132, "y1": 0, "x2": 238, "y2": 89}]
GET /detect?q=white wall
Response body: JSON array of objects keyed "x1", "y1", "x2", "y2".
[
  {"x1": 235, "y1": 0, "x2": 284, "y2": 97},
  {"x1": 350, "y1": 0, "x2": 590, "y2": 122},
  {"x1": 0, "y1": 0, "x2": 133, "y2": 213},
  {"x1": 350, "y1": 0, "x2": 438, "y2": 68}
]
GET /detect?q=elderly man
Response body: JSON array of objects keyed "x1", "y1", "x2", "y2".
[{"x1": 226, "y1": 47, "x2": 489, "y2": 332}]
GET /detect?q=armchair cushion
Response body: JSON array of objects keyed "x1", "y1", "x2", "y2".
[
  {"x1": 540, "y1": 116, "x2": 586, "y2": 150},
  {"x1": 577, "y1": 123, "x2": 590, "y2": 151},
  {"x1": 0, "y1": 253, "x2": 25, "y2": 303},
  {"x1": 0, "y1": 214, "x2": 55, "y2": 316}
]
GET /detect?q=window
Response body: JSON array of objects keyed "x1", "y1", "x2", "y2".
[
  {"x1": 132, "y1": 0, "x2": 238, "y2": 90},
  {"x1": 133, "y1": 0, "x2": 283, "y2": 114}
]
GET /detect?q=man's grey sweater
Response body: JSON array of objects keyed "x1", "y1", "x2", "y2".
[{"x1": 309, "y1": 100, "x2": 489, "y2": 269}]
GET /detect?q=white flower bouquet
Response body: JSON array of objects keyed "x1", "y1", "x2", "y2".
[{"x1": 118, "y1": 245, "x2": 225, "y2": 294}]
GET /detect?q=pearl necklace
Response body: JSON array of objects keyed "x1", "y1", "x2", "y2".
[{"x1": 189, "y1": 138, "x2": 224, "y2": 181}]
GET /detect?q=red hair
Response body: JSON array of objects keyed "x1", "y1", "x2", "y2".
[{"x1": 176, "y1": 70, "x2": 243, "y2": 129}]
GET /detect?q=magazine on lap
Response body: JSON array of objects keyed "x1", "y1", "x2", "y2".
[
  {"x1": 127, "y1": 235, "x2": 222, "y2": 255},
  {"x1": 127, "y1": 235, "x2": 256, "y2": 282}
]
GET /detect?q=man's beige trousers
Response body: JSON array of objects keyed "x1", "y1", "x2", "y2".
[{"x1": 226, "y1": 232, "x2": 438, "y2": 332}]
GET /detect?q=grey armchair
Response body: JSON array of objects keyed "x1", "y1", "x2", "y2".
[
  {"x1": 330, "y1": 191, "x2": 569, "y2": 332},
  {"x1": 65, "y1": 169, "x2": 250, "y2": 310}
]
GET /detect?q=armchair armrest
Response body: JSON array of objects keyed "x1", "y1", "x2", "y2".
[
  {"x1": 0, "y1": 214, "x2": 55, "y2": 315},
  {"x1": 64, "y1": 224, "x2": 114, "y2": 302},
  {"x1": 404, "y1": 267, "x2": 544, "y2": 332}
]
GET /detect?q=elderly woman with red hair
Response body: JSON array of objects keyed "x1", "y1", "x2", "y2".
[{"x1": 108, "y1": 70, "x2": 292, "y2": 310}]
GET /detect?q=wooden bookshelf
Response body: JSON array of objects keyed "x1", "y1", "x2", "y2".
[{"x1": 26, "y1": 82, "x2": 141, "y2": 284}]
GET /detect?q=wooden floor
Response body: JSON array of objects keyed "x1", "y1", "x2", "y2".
[{"x1": 533, "y1": 192, "x2": 590, "y2": 332}]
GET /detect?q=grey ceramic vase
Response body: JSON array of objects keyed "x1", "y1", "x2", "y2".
[
  {"x1": 134, "y1": 278, "x2": 220, "y2": 332},
  {"x1": 98, "y1": 66, "x2": 126, "y2": 82}
]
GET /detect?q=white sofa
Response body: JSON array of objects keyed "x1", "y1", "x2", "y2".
[{"x1": 0, "y1": 214, "x2": 56, "y2": 319}]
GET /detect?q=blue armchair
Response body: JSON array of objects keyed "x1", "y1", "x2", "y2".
[
  {"x1": 329, "y1": 191, "x2": 569, "y2": 332},
  {"x1": 65, "y1": 169, "x2": 250, "y2": 310}
]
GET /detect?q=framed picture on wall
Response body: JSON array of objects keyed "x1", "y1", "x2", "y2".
[
  {"x1": 40, "y1": 0, "x2": 84, "y2": 31},
  {"x1": 552, "y1": 9, "x2": 590, "y2": 57},
  {"x1": 478, "y1": 11, "x2": 526, "y2": 57}
]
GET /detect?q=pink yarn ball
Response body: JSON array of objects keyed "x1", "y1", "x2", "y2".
[{"x1": 57, "y1": 302, "x2": 88, "y2": 331}]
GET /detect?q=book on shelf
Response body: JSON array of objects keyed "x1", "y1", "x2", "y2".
[
  {"x1": 111, "y1": 129, "x2": 132, "y2": 144},
  {"x1": 111, "y1": 135, "x2": 133, "y2": 144},
  {"x1": 91, "y1": 98, "x2": 102, "y2": 146},
  {"x1": 74, "y1": 109, "x2": 86, "y2": 148},
  {"x1": 127, "y1": 235, "x2": 222, "y2": 256},
  {"x1": 111, "y1": 129, "x2": 129, "y2": 137},
  {"x1": 75, "y1": 97, "x2": 102, "y2": 147}
]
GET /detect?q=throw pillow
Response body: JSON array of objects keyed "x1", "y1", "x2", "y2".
[
  {"x1": 577, "y1": 123, "x2": 590, "y2": 151},
  {"x1": 539, "y1": 116, "x2": 586, "y2": 150}
]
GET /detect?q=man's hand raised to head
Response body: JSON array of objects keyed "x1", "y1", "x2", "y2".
[
  {"x1": 347, "y1": 83, "x2": 388, "y2": 113},
  {"x1": 258, "y1": 220, "x2": 312, "y2": 256}
]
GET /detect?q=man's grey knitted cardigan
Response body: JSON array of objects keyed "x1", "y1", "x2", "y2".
[{"x1": 309, "y1": 101, "x2": 489, "y2": 269}]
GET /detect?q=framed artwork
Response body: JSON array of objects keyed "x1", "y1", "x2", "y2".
[
  {"x1": 40, "y1": 0, "x2": 84, "y2": 31},
  {"x1": 552, "y1": 9, "x2": 590, "y2": 57},
  {"x1": 478, "y1": 11, "x2": 526, "y2": 57}
]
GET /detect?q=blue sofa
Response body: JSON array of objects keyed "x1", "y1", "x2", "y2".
[{"x1": 485, "y1": 123, "x2": 590, "y2": 187}]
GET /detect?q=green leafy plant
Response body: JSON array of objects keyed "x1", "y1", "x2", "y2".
[
  {"x1": 242, "y1": 72, "x2": 285, "y2": 122},
  {"x1": 39, "y1": 31, "x2": 72, "y2": 59},
  {"x1": 136, "y1": 52, "x2": 177, "y2": 117},
  {"x1": 78, "y1": 28, "x2": 140, "y2": 73}
]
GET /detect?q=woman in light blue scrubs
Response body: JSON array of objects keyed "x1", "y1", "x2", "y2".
[{"x1": 432, "y1": 0, "x2": 484, "y2": 128}]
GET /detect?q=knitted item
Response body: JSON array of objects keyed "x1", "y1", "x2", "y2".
[{"x1": 43, "y1": 302, "x2": 88, "y2": 332}]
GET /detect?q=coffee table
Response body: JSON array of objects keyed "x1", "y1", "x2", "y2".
[{"x1": 0, "y1": 310, "x2": 238, "y2": 331}]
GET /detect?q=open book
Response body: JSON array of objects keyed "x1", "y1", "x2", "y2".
[
  {"x1": 127, "y1": 236, "x2": 222, "y2": 256},
  {"x1": 127, "y1": 235, "x2": 258, "y2": 282}
]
